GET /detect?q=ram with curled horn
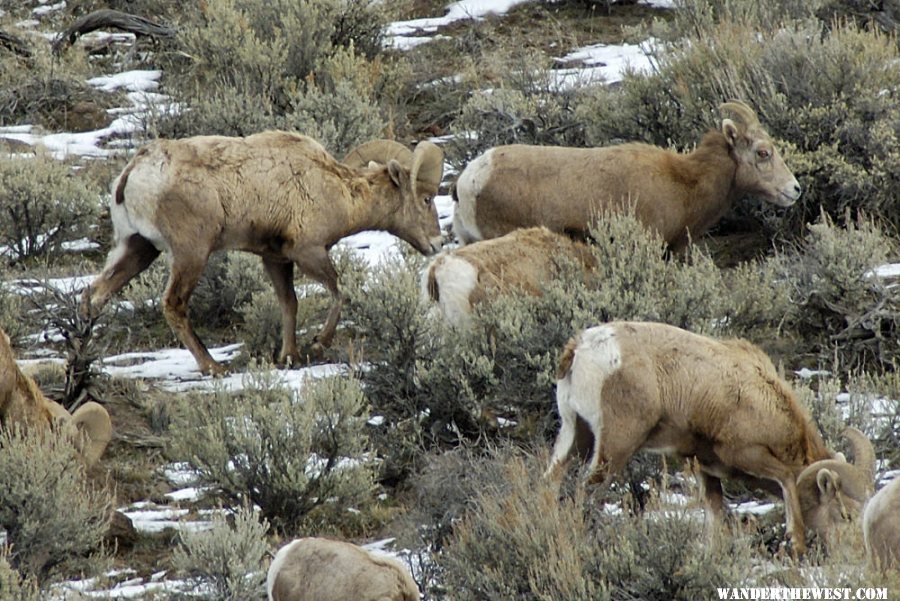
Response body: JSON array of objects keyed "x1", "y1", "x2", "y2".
[
  {"x1": 547, "y1": 322, "x2": 875, "y2": 555},
  {"x1": 454, "y1": 100, "x2": 801, "y2": 250},
  {"x1": 83, "y1": 132, "x2": 444, "y2": 375}
]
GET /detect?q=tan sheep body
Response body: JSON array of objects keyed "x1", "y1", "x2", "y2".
[
  {"x1": 454, "y1": 102, "x2": 800, "y2": 250},
  {"x1": 83, "y1": 132, "x2": 444, "y2": 374},
  {"x1": 0, "y1": 329, "x2": 111, "y2": 466},
  {"x1": 863, "y1": 475, "x2": 900, "y2": 571},
  {"x1": 547, "y1": 321, "x2": 873, "y2": 555},
  {"x1": 267, "y1": 538, "x2": 419, "y2": 601},
  {"x1": 422, "y1": 226, "x2": 595, "y2": 327}
]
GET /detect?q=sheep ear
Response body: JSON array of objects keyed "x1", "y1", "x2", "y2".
[
  {"x1": 722, "y1": 118, "x2": 741, "y2": 147},
  {"x1": 387, "y1": 160, "x2": 408, "y2": 189},
  {"x1": 816, "y1": 469, "x2": 840, "y2": 500}
]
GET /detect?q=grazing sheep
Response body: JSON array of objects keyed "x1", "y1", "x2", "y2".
[
  {"x1": 546, "y1": 322, "x2": 873, "y2": 555},
  {"x1": 422, "y1": 227, "x2": 595, "y2": 327},
  {"x1": 454, "y1": 101, "x2": 801, "y2": 250},
  {"x1": 267, "y1": 538, "x2": 419, "y2": 601},
  {"x1": 0, "y1": 329, "x2": 111, "y2": 466},
  {"x1": 83, "y1": 133, "x2": 444, "y2": 375},
  {"x1": 863, "y1": 475, "x2": 900, "y2": 571}
]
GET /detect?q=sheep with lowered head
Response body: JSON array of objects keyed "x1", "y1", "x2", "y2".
[
  {"x1": 422, "y1": 226, "x2": 595, "y2": 328},
  {"x1": 0, "y1": 328, "x2": 111, "y2": 466},
  {"x1": 863, "y1": 475, "x2": 900, "y2": 571},
  {"x1": 83, "y1": 133, "x2": 444, "y2": 375},
  {"x1": 267, "y1": 537, "x2": 419, "y2": 601},
  {"x1": 547, "y1": 321, "x2": 873, "y2": 555},
  {"x1": 454, "y1": 101, "x2": 801, "y2": 250}
]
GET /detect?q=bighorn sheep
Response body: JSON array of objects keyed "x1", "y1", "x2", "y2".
[
  {"x1": 422, "y1": 227, "x2": 595, "y2": 327},
  {"x1": 863, "y1": 475, "x2": 900, "y2": 571},
  {"x1": 267, "y1": 537, "x2": 419, "y2": 601},
  {"x1": 546, "y1": 322, "x2": 873, "y2": 555},
  {"x1": 453, "y1": 101, "x2": 801, "y2": 250},
  {"x1": 0, "y1": 329, "x2": 111, "y2": 466},
  {"x1": 83, "y1": 132, "x2": 444, "y2": 375}
]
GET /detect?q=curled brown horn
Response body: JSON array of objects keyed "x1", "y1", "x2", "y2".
[
  {"x1": 718, "y1": 100, "x2": 760, "y2": 129},
  {"x1": 842, "y1": 426, "x2": 876, "y2": 485},
  {"x1": 343, "y1": 139, "x2": 412, "y2": 169},
  {"x1": 410, "y1": 141, "x2": 444, "y2": 200}
]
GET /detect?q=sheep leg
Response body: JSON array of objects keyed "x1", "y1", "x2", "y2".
[
  {"x1": 82, "y1": 233, "x2": 160, "y2": 316},
  {"x1": 721, "y1": 445, "x2": 807, "y2": 556},
  {"x1": 545, "y1": 399, "x2": 580, "y2": 480},
  {"x1": 262, "y1": 258, "x2": 301, "y2": 366},
  {"x1": 291, "y1": 246, "x2": 341, "y2": 352},
  {"x1": 700, "y1": 472, "x2": 728, "y2": 528},
  {"x1": 162, "y1": 255, "x2": 225, "y2": 376}
]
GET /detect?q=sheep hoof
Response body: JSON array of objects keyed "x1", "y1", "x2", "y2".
[
  {"x1": 277, "y1": 350, "x2": 301, "y2": 367},
  {"x1": 200, "y1": 361, "x2": 228, "y2": 377}
]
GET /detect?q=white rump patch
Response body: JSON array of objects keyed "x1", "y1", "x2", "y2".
[
  {"x1": 109, "y1": 159, "x2": 169, "y2": 252},
  {"x1": 424, "y1": 254, "x2": 478, "y2": 328},
  {"x1": 561, "y1": 325, "x2": 622, "y2": 432},
  {"x1": 452, "y1": 148, "x2": 494, "y2": 244},
  {"x1": 267, "y1": 539, "x2": 303, "y2": 600}
]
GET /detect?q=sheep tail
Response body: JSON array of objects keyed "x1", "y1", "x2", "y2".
[
  {"x1": 426, "y1": 263, "x2": 440, "y2": 303},
  {"x1": 557, "y1": 336, "x2": 578, "y2": 380}
]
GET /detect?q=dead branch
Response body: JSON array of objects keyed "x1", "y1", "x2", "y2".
[
  {"x1": 0, "y1": 30, "x2": 33, "y2": 59},
  {"x1": 52, "y1": 9, "x2": 175, "y2": 55}
]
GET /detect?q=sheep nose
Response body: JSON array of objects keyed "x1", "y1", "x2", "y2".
[{"x1": 792, "y1": 183, "x2": 802, "y2": 198}]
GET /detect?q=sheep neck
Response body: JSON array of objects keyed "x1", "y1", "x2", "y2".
[
  {"x1": 677, "y1": 131, "x2": 739, "y2": 239},
  {"x1": 341, "y1": 172, "x2": 405, "y2": 238}
]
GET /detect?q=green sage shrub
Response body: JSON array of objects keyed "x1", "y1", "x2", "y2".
[
  {"x1": 777, "y1": 214, "x2": 898, "y2": 370},
  {"x1": 438, "y1": 448, "x2": 753, "y2": 601},
  {"x1": 0, "y1": 425, "x2": 113, "y2": 582},
  {"x1": 446, "y1": 49, "x2": 589, "y2": 169},
  {"x1": 0, "y1": 550, "x2": 39, "y2": 601},
  {"x1": 154, "y1": 0, "x2": 395, "y2": 151},
  {"x1": 0, "y1": 153, "x2": 102, "y2": 263},
  {"x1": 171, "y1": 505, "x2": 269, "y2": 600},
  {"x1": 168, "y1": 370, "x2": 376, "y2": 532}
]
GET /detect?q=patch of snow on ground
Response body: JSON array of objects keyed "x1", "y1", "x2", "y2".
[
  {"x1": 121, "y1": 503, "x2": 223, "y2": 534},
  {"x1": 0, "y1": 70, "x2": 174, "y2": 160},
  {"x1": 9, "y1": 274, "x2": 95, "y2": 295},
  {"x1": 32, "y1": 1, "x2": 65, "y2": 17},
  {"x1": 868, "y1": 262, "x2": 900, "y2": 279},
  {"x1": 732, "y1": 500, "x2": 778, "y2": 516},
  {"x1": 387, "y1": 0, "x2": 535, "y2": 48},
  {"x1": 52, "y1": 570, "x2": 192, "y2": 600},
  {"x1": 87, "y1": 70, "x2": 161, "y2": 93},
  {"x1": 552, "y1": 38, "x2": 658, "y2": 87},
  {"x1": 100, "y1": 344, "x2": 345, "y2": 393}
]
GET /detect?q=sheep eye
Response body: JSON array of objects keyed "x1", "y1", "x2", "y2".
[
  {"x1": 423, "y1": 195, "x2": 433, "y2": 206},
  {"x1": 757, "y1": 148, "x2": 771, "y2": 160}
]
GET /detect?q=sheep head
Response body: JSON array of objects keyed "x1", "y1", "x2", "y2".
[
  {"x1": 389, "y1": 141, "x2": 445, "y2": 255},
  {"x1": 796, "y1": 427, "x2": 875, "y2": 542},
  {"x1": 344, "y1": 139, "x2": 444, "y2": 255},
  {"x1": 718, "y1": 100, "x2": 801, "y2": 208}
]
